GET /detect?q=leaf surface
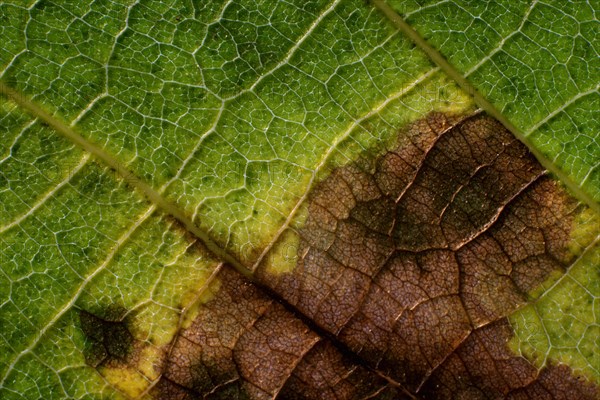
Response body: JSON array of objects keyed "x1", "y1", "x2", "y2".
[{"x1": 0, "y1": 1, "x2": 598, "y2": 399}]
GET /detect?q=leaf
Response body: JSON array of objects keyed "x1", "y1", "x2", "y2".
[{"x1": 0, "y1": 1, "x2": 598, "y2": 399}]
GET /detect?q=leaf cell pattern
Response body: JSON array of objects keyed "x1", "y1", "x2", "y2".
[{"x1": 0, "y1": 0, "x2": 598, "y2": 399}]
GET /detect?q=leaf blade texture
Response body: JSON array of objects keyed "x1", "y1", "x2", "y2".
[{"x1": 0, "y1": 0, "x2": 598, "y2": 399}]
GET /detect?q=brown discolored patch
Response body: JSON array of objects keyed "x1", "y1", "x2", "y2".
[
  {"x1": 152, "y1": 267, "x2": 403, "y2": 399},
  {"x1": 277, "y1": 340, "x2": 413, "y2": 400},
  {"x1": 507, "y1": 364, "x2": 599, "y2": 400},
  {"x1": 420, "y1": 318, "x2": 598, "y2": 400},
  {"x1": 257, "y1": 112, "x2": 593, "y2": 396}
]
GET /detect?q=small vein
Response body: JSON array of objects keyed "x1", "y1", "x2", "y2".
[
  {"x1": 0, "y1": 153, "x2": 90, "y2": 234},
  {"x1": 221, "y1": 0, "x2": 342, "y2": 102},
  {"x1": 0, "y1": 118, "x2": 35, "y2": 165},
  {"x1": 464, "y1": 0, "x2": 539, "y2": 77},
  {"x1": 524, "y1": 85, "x2": 599, "y2": 135}
]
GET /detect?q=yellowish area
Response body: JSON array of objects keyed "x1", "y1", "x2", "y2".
[
  {"x1": 129, "y1": 242, "x2": 219, "y2": 347},
  {"x1": 568, "y1": 207, "x2": 600, "y2": 256},
  {"x1": 527, "y1": 208, "x2": 600, "y2": 299},
  {"x1": 137, "y1": 345, "x2": 164, "y2": 381},
  {"x1": 92, "y1": 240, "x2": 224, "y2": 397},
  {"x1": 99, "y1": 365, "x2": 150, "y2": 399},
  {"x1": 230, "y1": 169, "x2": 313, "y2": 266},
  {"x1": 130, "y1": 304, "x2": 179, "y2": 346},
  {"x1": 526, "y1": 269, "x2": 564, "y2": 300},
  {"x1": 264, "y1": 228, "x2": 302, "y2": 275}
]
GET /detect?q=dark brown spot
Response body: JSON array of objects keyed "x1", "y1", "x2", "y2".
[{"x1": 79, "y1": 307, "x2": 134, "y2": 367}]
